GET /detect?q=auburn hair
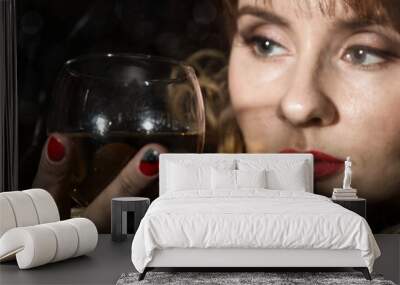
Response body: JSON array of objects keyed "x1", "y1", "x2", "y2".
[{"x1": 221, "y1": 0, "x2": 400, "y2": 42}]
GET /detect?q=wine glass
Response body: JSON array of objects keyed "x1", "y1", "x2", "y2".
[{"x1": 48, "y1": 53, "x2": 205, "y2": 207}]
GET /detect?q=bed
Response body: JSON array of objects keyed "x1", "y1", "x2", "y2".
[{"x1": 131, "y1": 154, "x2": 380, "y2": 280}]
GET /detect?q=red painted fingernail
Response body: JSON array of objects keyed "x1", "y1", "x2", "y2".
[
  {"x1": 47, "y1": 136, "x2": 65, "y2": 162},
  {"x1": 139, "y1": 149, "x2": 159, "y2": 176}
]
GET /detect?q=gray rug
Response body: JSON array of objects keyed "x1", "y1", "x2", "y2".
[{"x1": 116, "y1": 272, "x2": 396, "y2": 285}]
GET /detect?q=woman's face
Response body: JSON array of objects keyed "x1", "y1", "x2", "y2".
[{"x1": 229, "y1": 0, "x2": 400, "y2": 206}]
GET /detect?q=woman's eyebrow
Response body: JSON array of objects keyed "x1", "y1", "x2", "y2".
[
  {"x1": 334, "y1": 17, "x2": 400, "y2": 41},
  {"x1": 237, "y1": 5, "x2": 290, "y2": 28},
  {"x1": 335, "y1": 18, "x2": 386, "y2": 31}
]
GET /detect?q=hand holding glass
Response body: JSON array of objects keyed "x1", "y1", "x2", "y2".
[{"x1": 45, "y1": 53, "x2": 205, "y2": 209}]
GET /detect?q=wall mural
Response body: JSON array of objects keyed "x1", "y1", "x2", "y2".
[{"x1": 14, "y1": 0, "x2": 400, "y2": 234}]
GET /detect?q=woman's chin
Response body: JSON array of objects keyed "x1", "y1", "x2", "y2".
[{"x1": 314, "y1": 176, "x2": 341, "y2": 197}]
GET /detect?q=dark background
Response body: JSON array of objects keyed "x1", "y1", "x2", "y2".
[{"x1": 17, "y1": 0, "x2": 229, "y2": 189}]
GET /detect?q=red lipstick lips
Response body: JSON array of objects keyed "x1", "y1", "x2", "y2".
[{"x1": 280, "y1": 148, "x2": 344, "y2": 180}]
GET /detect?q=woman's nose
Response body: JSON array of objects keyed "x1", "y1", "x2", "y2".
[{"x1": 278, "y1": 63, "x2": 337, "y2": 128}]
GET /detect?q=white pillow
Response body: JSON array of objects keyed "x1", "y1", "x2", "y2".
[
  {"x1": 266, "y1": 167, "x2": 307, "y2": 191},
  {"x1": 237, "y1": 159, "x2": 309, "y2": 192},
  {"x1": 211, "y1": 168, "x2": 236, "y2": 190},
  {"x1": 166, "y1": 158, "x2": 236, "y2": 170},
  {"x1": 236, "y1": 169, "x2": 267, "y2": 188},
  {"x1": 167, "y1": 163, "x2": 211, "y2": 191}
]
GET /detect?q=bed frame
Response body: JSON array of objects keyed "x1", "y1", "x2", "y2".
[
  {"x1": 139, "y1": 154, "x2": 372, "y2": 281},
  {"x1": 140, "y1": 248, "x2": 370, "y2": 280}
]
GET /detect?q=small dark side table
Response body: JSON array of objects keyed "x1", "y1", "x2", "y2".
[
  {"x1": 111, "y1": 197, "x2": 150, "y2": 242},
  {"x1": 331, "y1": 198, "x2": 367, "y2": 219}
]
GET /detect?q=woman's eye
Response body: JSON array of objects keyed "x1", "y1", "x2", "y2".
[
  {"x1": 342, "y1": 46, "x2": 387, "y2": 66},
  {"x1": 248, "y1": 36, "x2": 287, "y2": 57}
]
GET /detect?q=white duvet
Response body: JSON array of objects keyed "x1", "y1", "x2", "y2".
[{"x1": 131, "y1": 190, "x2": 380, "y2": 273}]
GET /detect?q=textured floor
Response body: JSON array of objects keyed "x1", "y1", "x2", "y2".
[{"x1": 117, "y1": 272, "x2": 396, "y2": 285}]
